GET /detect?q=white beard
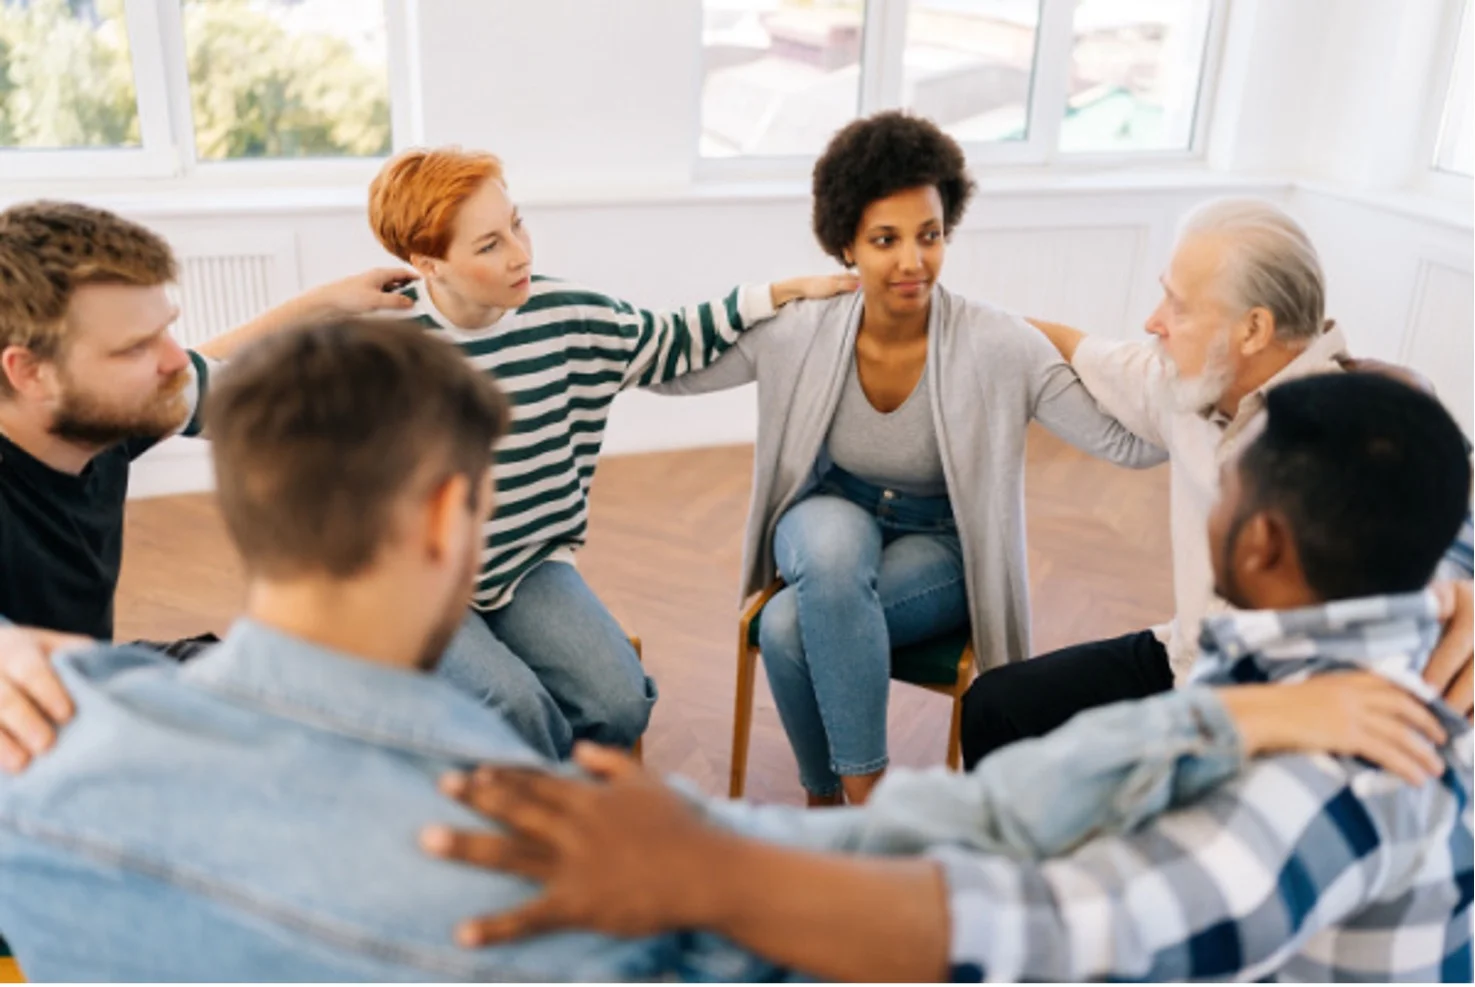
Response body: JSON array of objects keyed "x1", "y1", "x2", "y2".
[{"x1": 1151, "y1": 332, "x2": 1235, "y2": 415}]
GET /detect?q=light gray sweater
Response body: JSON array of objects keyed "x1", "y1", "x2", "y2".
[{"x1": 654, "y1": 285, "x2": 1166, "y2": 672}]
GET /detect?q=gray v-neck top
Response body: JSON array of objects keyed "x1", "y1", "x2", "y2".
[{"x1": 824, "y1": 354, "x2": 947, "y2": 496}]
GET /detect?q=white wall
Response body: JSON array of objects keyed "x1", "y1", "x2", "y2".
[
  {"x1": 414, "y1": 0, "x2": 703, "y2": 195},
  {"x1": 0, "y1": 0, "x2": 1465, "y2": 495},
  {"x1": 1293, "y1": 186, "x2": 1474, "y2": 432}
]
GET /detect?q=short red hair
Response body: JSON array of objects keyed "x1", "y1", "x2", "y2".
[{"x1": 368, "y1": 147, "x2": 505, "y2": 262}]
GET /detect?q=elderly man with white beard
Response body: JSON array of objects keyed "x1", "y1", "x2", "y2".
[{"x1": 960, "y1": 197, "x2": 1475, "y2": 765}]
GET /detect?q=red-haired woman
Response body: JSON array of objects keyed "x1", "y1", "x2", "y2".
[{"x1": 366, "y1": 147, "x2": 851, "y2": 760}]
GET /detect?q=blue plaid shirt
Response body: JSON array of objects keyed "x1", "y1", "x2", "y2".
[{"x1": 944, "y1": 590, "x2": 1473, "y2": 982}]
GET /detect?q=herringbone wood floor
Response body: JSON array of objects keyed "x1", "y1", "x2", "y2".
[{"x1": 117, "y1": 425, "x2": 1172, "y2": 806}]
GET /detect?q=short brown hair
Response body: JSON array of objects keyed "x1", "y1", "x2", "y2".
[
  {"x1": 0, "y1": 201, "x2": 177, "y2": 395},
  {"x1": 368, "y1": 147, "x2": 505, "y2": 262},
  {"x1": 205, "y1": 320, "x2": 510, "y2": 579}
]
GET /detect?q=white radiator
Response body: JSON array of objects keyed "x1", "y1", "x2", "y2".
[{"x1": 164, "y1": 232, "x2": 300, "y2": 347}]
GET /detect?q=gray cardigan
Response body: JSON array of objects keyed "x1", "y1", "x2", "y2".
[{"x1": 654, "y1": 285, "x2": 1166, "y2": 672}]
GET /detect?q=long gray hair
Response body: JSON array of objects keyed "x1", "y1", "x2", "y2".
[{"x1": 1179, "y1": 198, "x2": 1326, "y2": 344}]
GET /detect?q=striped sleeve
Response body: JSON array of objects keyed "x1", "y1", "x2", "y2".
[
  {"x1": 531, "y1": 282, "x2": 776, "y2": 389},
  {"x1": 181, "y1": 350, "x2": 215, "y2": 438}
]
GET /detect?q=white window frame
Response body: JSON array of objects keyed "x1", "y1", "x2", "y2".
[
  {"x1": 0, "y1": 0, "x2": 411, "y2": 186},
  {"x1": 1420, "y1": 0, "x2": 1474, "y2": 200},
  {"x1": 695, "y1": 0, "x2": 1229, "y2": 182}
]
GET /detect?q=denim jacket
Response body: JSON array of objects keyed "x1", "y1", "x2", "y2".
[
  {"x1": 0, "y1": 618, "x2": 1244, "y2": 981},
  {"x1": 695, "y1": 684, "x2": 1244, "y2": 859}
]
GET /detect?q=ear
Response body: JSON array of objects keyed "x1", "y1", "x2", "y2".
[
  {"x1": 1238, "y1": 307, "x2": 1277, "y2": 357},
  {"x1": 1237, "y1": 508, "x2": 1307, "y2": 589},
  {"x1": 1236, "y1": 511, "x2": 1280, "y2": 574},
  {"x1": 423, "y1": 473, "x2": 473, "y2": 562},
  {"x1": 408, "y1": 252, "x2": 440, "y2": 283},
  {"x1": 0, "y1": 345, "x2": 55, "y2": 401}
]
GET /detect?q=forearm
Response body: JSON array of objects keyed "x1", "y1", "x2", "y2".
[
  {"x1": 194, "y1": 293, "x2": 330, "y2": 360},
  {"x1": 1026, "y1": 317, "x2": 1086, "y2": 362},
  {"x1": 857, "y1": 687, "x2": 1242, "y2": 860},
  {"x1": 693, "y1": 831, "x2": 950, "y2": 983},
  {"x1": 1034, "y1": 367, "x2": 1167, "y2": 469},
  {"x1": 767, "y1": 278, "x2": 814, "y2": 308}
]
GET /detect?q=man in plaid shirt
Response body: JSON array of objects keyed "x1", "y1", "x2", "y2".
[{"x1": 426, "y1": 371, "x2": 1472, "y2": 982}]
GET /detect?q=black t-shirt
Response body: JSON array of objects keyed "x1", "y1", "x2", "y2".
[
  {"x1": 0, "y1": 433, "x2": 162, "y2": 640},
  {"x1": 0, "y1": 352, "x2": 208, "y2": 639}
]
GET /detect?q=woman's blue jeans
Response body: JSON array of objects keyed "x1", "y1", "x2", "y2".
[{"x1": 762, "y1": 468, "x2": 968, "y2": 797}]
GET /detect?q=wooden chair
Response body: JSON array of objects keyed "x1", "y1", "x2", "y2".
[
  {"x1": 729, "y1": 581, "x2": 975, "y2": 798},
  {"x1": 0, "y1": 938, "x2": 21, "y2": 983}
]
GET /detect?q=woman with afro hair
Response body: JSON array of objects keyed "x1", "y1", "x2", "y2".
[{"x1": 657, "y1": 111, "x2": 1165, "y2": 805}]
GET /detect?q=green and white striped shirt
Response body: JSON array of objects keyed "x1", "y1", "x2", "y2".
[{"x1": 403, "y1": 276, "x2": 775, "y2": 610}]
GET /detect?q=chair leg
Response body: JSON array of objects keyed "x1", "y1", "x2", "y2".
[
  {"x1": 945, "y1": 645, "x2": 974, "y2": 772},
  {"x1": 729, "y1": 639, "x2": 758, "y2": 798},
  {"x1": 945, "y1": 688, "x2": 965, "y2": 771},
  {"x1": 629, "y1": 635, "x2": 644, "y2": 765}
]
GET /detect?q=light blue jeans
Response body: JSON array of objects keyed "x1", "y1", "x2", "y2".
[
  {"x1": 763, "y1": 468, "x2": 969, "y2": 796},
  {"x1": 435, "y1": 560, "x2": 656, "y2": 760}
]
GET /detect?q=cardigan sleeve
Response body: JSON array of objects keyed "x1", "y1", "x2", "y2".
[{"x1": 1013, "y1": 315, "x2": 1168, "y2": 468}]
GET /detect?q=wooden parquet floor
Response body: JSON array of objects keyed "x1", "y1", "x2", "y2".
[{"x1": 117, "y1": 425, "x2": 1172, "y2": 806}]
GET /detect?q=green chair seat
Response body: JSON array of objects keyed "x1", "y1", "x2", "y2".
[{"x1": 747, "y1": 606, "x2": 970, "y2": 688}]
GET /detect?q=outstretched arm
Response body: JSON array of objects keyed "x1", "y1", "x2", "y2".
[{"x1": 194, "y1": 267, "x2": 417, "y2": 361}]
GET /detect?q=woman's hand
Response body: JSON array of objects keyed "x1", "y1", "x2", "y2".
[
  {"x1": 294, "y1": 266, "x2": 418, "y2": 325},
  {"x1": 421, "y1": 743, "x2": 727, "y2": 946},
  {"x1": 770, "y1": 273, "x2": 859, "y2": 308},
  {"x1": 1218, "y1": 672, "x2": 1448, "y2": 785}
]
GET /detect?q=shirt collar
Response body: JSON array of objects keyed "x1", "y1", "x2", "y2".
[
  {"x1": 180, "y1": 618, "x2": 543, "y2": 767},
  {"x1": 1209, "y1": 325, "x2": 1349, "y2": 434},
  {"x1": 1193, "y1": 589, "x2": 1445, "y2": 698},
  {"x1": 404, "y1": 279, "x2": 509, "y2": 342}
]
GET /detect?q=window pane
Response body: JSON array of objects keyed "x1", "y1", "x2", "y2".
[
  {"x1": 700, "y1": 0, "x2": 864, "y2": 158},
  {"x1": 1061, "y1": 0, "x2": 1212, "y2": 153},
  {"x1": 1435, "y1": 0, "x2": 1473, "y2": 176},
  {"x1": 899, "y1": 0, "x2": 1040, "y2": 145},
  {"x1": 182, "y1": 0, "x2": 391, "y2": 161},
  {"x1": 0, "y1": 0, "x2": 140, "y2": 150}
]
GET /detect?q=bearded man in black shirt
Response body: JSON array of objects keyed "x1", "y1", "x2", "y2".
[{"x1": 0, "y1": 201, "x2": 413, "y2": 649}]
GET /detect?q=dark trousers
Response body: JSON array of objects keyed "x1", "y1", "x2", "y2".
[{"x1": 960, "y1": 629, "x2": 1175, "y2": 770}]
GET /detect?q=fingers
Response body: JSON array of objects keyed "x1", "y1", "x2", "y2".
[
  {"x1": 571, "y1": 741, "x2": 641, "y2": 782},
  {"x1": 440, "y1": 768, "x2": 577, "y2": 841},
  {"x1": 420, "y1": 825, "x2": 554, "y2": 881},
  {"x1": 0, "y1": 730, "x2": 31, "y2": 773},
  {"x1": 0, "y1": 676, "x2": 60, "y2": 768},
  {"x1": 1380, "y1": 689, "x2": 1448, "y2": 747},
  {"x1": 455, "y1": 897, "x2": 568, "y2": 948},
  {"x1": 1424, "y1": 581, "x2": 1473, "y2": 715},
  {"x1": 377, "y1": 293, "x2": 415, "y2": 310},
  {"x1": 1360, "y1": 717, "x2": 1443, "y2": 785},
  {"x1": 1443, "y1": 661, "x2": 1473, "y2": 720},
  {"x1": 7, "y1": 631, "x2": 78, "y2": 723}
]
